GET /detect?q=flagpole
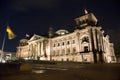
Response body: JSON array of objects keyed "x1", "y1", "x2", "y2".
[
  {"x1": 0, "y1": 24, "x2": 16, "y2": 62},
  {"x1": 0, "y1": 30, "x2": 6, "y2": 62}
]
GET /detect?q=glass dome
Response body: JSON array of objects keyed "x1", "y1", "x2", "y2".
[{"x1": 56, "y1": 29, "x2": 69, "y2": 36}]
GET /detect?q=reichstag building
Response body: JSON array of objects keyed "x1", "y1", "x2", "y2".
[{"x1": 16, "y1": 11, "x2": 116, "y2": 63}]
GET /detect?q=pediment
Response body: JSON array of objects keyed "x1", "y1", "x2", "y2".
[{"x1": 29, "y1": 34, "x2": 44, "y2": 41}]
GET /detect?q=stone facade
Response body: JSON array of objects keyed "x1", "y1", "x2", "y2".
[{"x1": 16, "y1": 12, "x2": 116, "y2": 63}]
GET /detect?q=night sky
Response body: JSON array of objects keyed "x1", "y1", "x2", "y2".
[{"x1": 0, "y1": 0, "x2": 120, "y2": 52}]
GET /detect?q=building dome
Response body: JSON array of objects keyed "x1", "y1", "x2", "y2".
[
  {"x1": 20, "y1": 39, "x2": 28, "y2": 43},
  {"x1": 19, "y1": 39, "x2": 28, "y2": 46},
  {"x1": 56, "y1": 29, "x2": 69, "y2": 36}
]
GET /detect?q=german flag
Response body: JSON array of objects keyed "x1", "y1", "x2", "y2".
[{"x1": 6, "y1": 25, "x2": 16, "y2": 39}]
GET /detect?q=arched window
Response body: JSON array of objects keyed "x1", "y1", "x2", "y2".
[
  {"x1": 58, "y1": 43, "x2": 60, "y2": 46},
  {"x1": 67, "y1": 41, "x2": 70, "y2": 45},
  {"x1": 66, "y1": 48, "x2": 70, "y2": 55},
  {"x1": 57, "y1": 50, "x2": 59, "y2": 56},
  {"x1": 62, "y1": 42, "x2": 64, "y2": 46},
  {"x1": 72, "y1": 48, "x2": 76, "y2": 54},
  {"x1": 82, "y1": 36, "x2": 89, "y2": 43},
  {"x1": 84, "y1": 46, "x2": 88, "y2": 52},
  {"x1": 72, "y1": 40, "x2": 75, "y2": 44}
]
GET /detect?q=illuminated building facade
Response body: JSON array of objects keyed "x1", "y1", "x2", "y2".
[
  {"x1": 16, "y1": 11, "x2": 116, "y2": 63},
  {"x1": 0, "y1": 50, "x2": 16, "y2": 61}
]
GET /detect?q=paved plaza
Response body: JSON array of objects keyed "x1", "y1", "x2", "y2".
[{"x1": 0, "y1": 62, "x2": 120, "y2": 80}]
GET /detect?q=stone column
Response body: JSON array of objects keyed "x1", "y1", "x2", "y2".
[
  {"x1": 33, "y1": 44, "x2": 35, "y2": 59},
  {"x1": 20, "y1": 48, "x2": 22, "y2": 58},
  {"x1": 92, "y1": 29, "x2": 97, "y2": 50},
  {"x1": 35, "y1": 44, "x2": 37, "y2": 60},
  {"x1": 76, "y1": 32, "x2": 80, "y2": 54},
  {"x1": 28, "y1": 45, "x2": 30, "y2": 59},
  {"x1": 79, "y1": 38, "x2": 82, "y2": 52},
  {"x1": 93, "y1": 28, "x2": 100, "y2": 62},
  {"x1": 49, "y1": 39, "x2": 52, "y2": 60},
  {"x1": 44, "y1": 40, "x2": 46, "y2": 57},
  {"x1": 37, "y1": 42, "x2": 40, "y2": 60},
  {"x1": 39, "y1": 42, "x2": 41, "y2": 58},
  {"x1": 89, "y1": 29, "x2": 92, "y2": 51},
  {"x1": 59, "y1": 40, "x2": 62, "y2": 56},
  {"x1": 31, "y1": 44, "x2": 33, "y2": 59},
  {"x1": 91, "y1": 28, "x2": 98, "y2": 63},
  {"x1": 101, "y1": 37, "x2": 104, "y2": 52},
  {"x1": 31, "y1": 44, "x2": 33, "y2": 58},
  {"x1": 65, "y1": 39, "x2": 67, "y2": 55},
  {"x1": 70, "y1": 38, "x2": 72, "y2": 55},
  {"x1": 41, "y1": 41, "x2": 44, "y2": 56}
]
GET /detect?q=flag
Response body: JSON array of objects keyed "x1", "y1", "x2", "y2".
[
  {"x1": 84, "y1": 9, "x2": 88, "y2": 14},
  {"x1": 6, "y1": 25, "x2": 16, "y2": 39},
  {"x1": 26, "y1": 33, "x2": 30, "y2": 37}
]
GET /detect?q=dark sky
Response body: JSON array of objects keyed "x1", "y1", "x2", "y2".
[{"x1": 0, "y1": 0, "x2": 120, "y2": 52}]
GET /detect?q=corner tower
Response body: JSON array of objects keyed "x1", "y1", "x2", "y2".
[
  {"x1": 75, "y1": 10, "x2": 98, "y2": 29},
  {"x1": 74, "y1": 10, "x2": 116, "y2": 63}
]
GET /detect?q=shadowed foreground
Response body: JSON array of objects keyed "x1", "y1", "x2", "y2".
[{"x1": 0, "y1": 62, "x2": 120, "y2": 80}]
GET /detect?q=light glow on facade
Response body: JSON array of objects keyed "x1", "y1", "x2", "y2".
[{"x1": 16, "y1": 12, "x2": 116, "y2": 63}]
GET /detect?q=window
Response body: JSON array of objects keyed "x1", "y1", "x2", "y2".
[
  {"x1": 58, "y1": 43, "x2": 60, "y2": 46},
  {"x1": 67, "y1": 58, "x2": 69, "y2": 61},
  {"x1": 66, "y1": 48, "x2": 70, "y2": 55},
  {"x1": 62, "y1": 42, "x2": 64, "y2": 46},
  {"x1": 73, "y1": 48, "x2": 76, "y2": 53},
  {"x1": 72, "y1": 40, "x2": 75, "y2": 44},
  {"x1": 57, "y1": 50, "x2": 59, "y2": 56},
  {"x1": 53, "y1": 44, "x2": 55, "y2": 47},
  {"x1": 67, "y1": 41, "x2": 70, "y2": 45},
  {"x1": 82, "y1": 36, "x2": 89, "y2": 42},
  {"x1": 111, "y1": 56, "x2": 115, "y2": 61},
  {"x1": 84, "y1": 46, "x2": 88, "y2": 52}
]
